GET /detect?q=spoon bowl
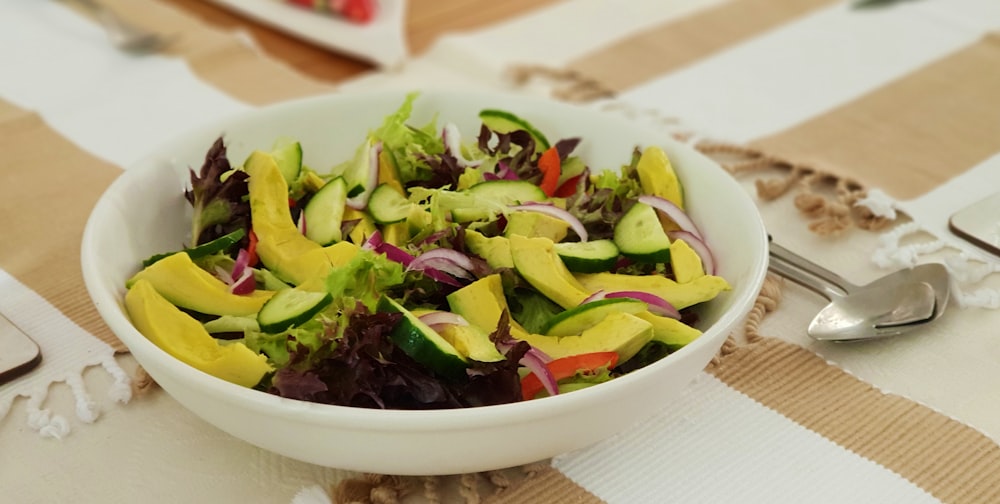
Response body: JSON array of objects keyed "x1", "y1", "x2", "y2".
[{"x1": 768, "y1": 242, "x2": 950, "y2": 342}]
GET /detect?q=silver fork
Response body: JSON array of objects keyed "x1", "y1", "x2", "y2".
[{"x1": 72, "y1": 0, "x2": 171, "y2": 54}]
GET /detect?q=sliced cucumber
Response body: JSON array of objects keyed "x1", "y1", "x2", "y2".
[
  {"x1": 303, "y1": 176, "x2": 348, "y2": 245},
  {"x1": 554, "y1": 239, "x2": 619, "y2": 273},
  {"x1": 542, "y1": 298, "x2": 648, "y2": 336},
  {"x1": 270, "y1": 139, "x2": 303, "y2": 185},
  {"x1": 257, "y1": 288, "x2": 332, "y2": 333},
  {"x1": 367, "y1": 183, "x2": 412, "y2": 224},
  {"x1": 377, "y1": 296, "x2": 468, "y2": 379},
  {"x1": 142, "y1": 228, "x2": 246, "y2": 267},
  {"x1": 479, "y1": 109, "x2": 551, "y2": 151},
  {"x1": 614, "y1": 202, "x2": 671, "y2": 263},
  {"x1": 203, "y1": 315, "x2": 260, "y2": 334}
]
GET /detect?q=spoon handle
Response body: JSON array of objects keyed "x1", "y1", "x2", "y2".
[{"x1": 768, "y1": 242, "x2": 854, "y2": 300}]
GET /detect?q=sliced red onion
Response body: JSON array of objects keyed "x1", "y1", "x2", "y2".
[
  {"x1": 669, "y1": 230, "x2": 717, "y2": 276},
  {"x1": 229, "y1": 267, "x2": 256, "y2": 295},
  {"x1": 520, "y1": 350, "x2": 559, "y2": 398},
  {"x1": 605, "y1": 291, "x2": 680, "y2": 319},
  {"x1": 231, "y1": 248, "x2": 251, "y2": 280},
  {"x1": 510, "y1": 203, "x2": 588, "y2": 242},
  {"x1": 443, "y1": 123, "x2": 482, "y2": 168},
  {"x1": 580, "y1": 289, "x2": 606, "y2": 305},
  {"x1": 637, "y1": 195, "x2": 702, "y2": 240},
  {"x1": 580, "y1": 289, "x2": 680, "y2": 319},
  {"x1": 483, "y1": 172, "x2": 500, "y2": 181},
  {"x1": 347, "y1": 141, "x2": 382, "y2": 210},
  {"x1": 361, "y1": 229, "x2": 383, "y2": 251},
  {"x1": 418, "y1": 311, "x2": 469, "y2": 332},
  {"x1": 408, "y1": 248, "x2": 477, "y2": 279},
  {"x1": 417, "y1": 229, "x2": 450, "y2": 246},
  {"x1": 214, "y1": 265, "x2": 233, "y2": 285}
]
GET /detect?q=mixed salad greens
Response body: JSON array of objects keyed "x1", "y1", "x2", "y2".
[{"x1": 123, "y1": 93, "x2": 731, "y2": 409}]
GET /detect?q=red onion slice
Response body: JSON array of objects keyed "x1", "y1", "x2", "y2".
[
  {"x1": 408, "y1": 248, "x2": 477, "y2": 279},
  {"x1": 229, "y1": 267, "x2": 256, "y2": 295},
  {"x1": 668, "y1": 230, "x2": 717, "y2": 276},
  {"x1": 520, "y1": 350, "x2": 559, "y2": 398},
  {"x1": 418, "y1": 311, "x2": 469, "y2": 332},
  {"x1": 496, "y1": 162, "x2": 518, "y2": 181},
  {"x1": 604, "y1": 291, "x2": 680, "y2": 319},
  {"x1": 637, "y1": 195, "x2": 702, "y2": 240},
  {"x1": 580, "y1": 289, "x2": 680, "y2": 319},
  {"x1": 510, "y1": 203, "x2": 588, "y2": 242},
  {"x1": 347, "y1": 141, "x2": 382, "y2": 210},
  {"x1": 231, "y1": 248, "x2": 251, "y2": 280}
]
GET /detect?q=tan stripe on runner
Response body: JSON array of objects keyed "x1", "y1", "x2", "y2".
[
  {"x1": 0, "y1": 101, "x2": 124, "y2": 351},
  {"x1": 710, "y1": 337, "x2": 1000, "y2": 503},
  {"x1": 752, "y1": 33, "x2": 1000, "y2": 201},
  {"x1": 567, "y1": 0, "x2": 838, "y2": 92}
]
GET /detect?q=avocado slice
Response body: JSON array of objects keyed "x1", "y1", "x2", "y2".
[
  {"x1": 517, "y1": 312, "x2": 653, "y2": 363},
  {"x1": 634, "y1": 311, "x2": 702, "y2": 349},
  {"x1": 503, "y1": 211, "x2": 570, "y2": 242},
  {"x1": 509, "y1": 235, "x2": 591, "y2": 309},
  {"x1": 125, "y1": 279, "x2": 272, "y2": 387},
  {"x1": 126, "y1": 252, "x2": 273, "y2": 316},
  {"x1": 669, "y1": 237, "x2": 706, "y2": 284},
  {"x1": 465, "y1": 230, "x2": 514, "y2": 270},
  {"x1": 245, "y1": 151, "x2": 360, "y2": 289}
]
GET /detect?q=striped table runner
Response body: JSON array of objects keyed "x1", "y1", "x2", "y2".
[{"x1": 3, "y1": 0, "x2": 1000, "y2": 502}]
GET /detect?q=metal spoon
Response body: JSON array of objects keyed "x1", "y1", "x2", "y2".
[
  {"x1": 768, "y1": 242, "x2": 950, "y2": 342},
  {"x1": 72, "y1": 0, "x2": 170, "y2": 54}
]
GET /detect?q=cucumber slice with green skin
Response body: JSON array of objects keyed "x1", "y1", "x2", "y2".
[
  {"x1": 451, "y1": 180, "x2": 548, "y2": 222},
  {"x1": 303, "y1": 177, "x2": 348, "y2": 245},
  {"x1": 377, "y1": 296, "x2": 468, "y2": 379},
  {"x1": 542, "y1": 298, "x2": 648, "y2": 336},
  {"x1": 614, "y1": 203, "x2": 672, "y2": 263},
  {"x1": 479, "y1": 109, "x2": 551, "y2": 151},
  {"x1": 554, "y1": 239, "x2": 620, "y2": 273},
  {"x1": 271, "y1": 140, "x2": 303, "y2": 185},
  {"x1": 203, "y1": 315, "x2": 260, "y2": 334},
  {"x1": 367, "y1": 183, "x2": 411, "y2": 224},
  {"x1": 257, "y1": 288, "x2": 332, "y2": 333},
  {"x1": 142, "y1": 228, "x2": 246, "y2": 267}
]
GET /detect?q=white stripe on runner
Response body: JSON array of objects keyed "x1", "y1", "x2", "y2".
[
  {"x1": 553, "y1": 372, "x2": 940, "y2": 504},
  {"x1": 0, "y1": 0, "x2": 250, "y2": 168},
  {"x1": 617, "y1": 0, "x2": 999, "y2": 143}
]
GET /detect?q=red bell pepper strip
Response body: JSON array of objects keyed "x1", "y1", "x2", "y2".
[
  {"x1": 537, "y1": 147, "x2": 561, "y2": 197},
  {"x1": 521, "y1": 351, "x2": 619, "y2": 400},
  {"x1": 246, "y1": 229, "x2": 259, "y2": 268},
  {"x1": 553, "y1": 173, "x2": 584, "y2": 198}
]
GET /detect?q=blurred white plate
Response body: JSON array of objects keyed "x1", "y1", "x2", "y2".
[{"x1": 207, "y1": 0, "x2": 408, "y2": 68}]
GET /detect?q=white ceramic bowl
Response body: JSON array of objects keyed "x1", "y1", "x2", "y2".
[{"x1": 82, "y1": 90, "x2": 768, "y2": 475}]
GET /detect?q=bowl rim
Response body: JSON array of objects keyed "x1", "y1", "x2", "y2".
[{"x1": 81, "y1": 89, "x2": 769, "y2": 431}]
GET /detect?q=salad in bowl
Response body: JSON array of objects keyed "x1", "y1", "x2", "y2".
[{"x1": 82, "y1": 91, "x2": 767, "y2": 473}]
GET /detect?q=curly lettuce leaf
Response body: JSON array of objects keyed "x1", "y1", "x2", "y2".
[
  {"x1": 326, "y1": 250, "x2": 406, "y2": 311},
  {"x1": 373, "y1": 92, "x2": 444, "y2": 185},
  {"x1": 184, "y1": 137, "x2": 250, "y2": 247}
]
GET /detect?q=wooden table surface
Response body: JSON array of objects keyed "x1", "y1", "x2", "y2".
[{"x1": 160, "y1": 0, "x2": 561, "y2": 83}]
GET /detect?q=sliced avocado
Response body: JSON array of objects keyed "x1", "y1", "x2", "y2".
[
  {"x1": 509, "y1": 235, "x2": 592, "y2": 309},
  {"x1": 516, "y1": 312, "x2": 654, "y2": 362},
  {"x1": 125, "y1": 279, "x2": 272, "y2": 387},
  {"x1": 669, "y1": 238, "x2": 705, "y2": 283},
  {"x1": 634, "y1": 311, "x2": 702, "y2": 349},
  {"x1": 447, "y1": 274, "x2": 531, "y2": 335},
  {"x1": 126, "y1": 252, "x2": 273, "y2": 316},
  {"x1": 438, "y1": 324, "x2": 505, "y2": 362},
  {"x1": 465, "y1": 230, "x2": 513, "y2": 270},
  {"x1": 574, "y1": 272, "x2": 730, "y2": 310},
  {"x1": 503, "y1": 211, "x2": 570, "y2": 241},
  {"x1": 245, "y1": 151, "x2": 360, "y2": 288},
  {"x1": 636, "y1": 146, "x2": 683, "y2": 208}
]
